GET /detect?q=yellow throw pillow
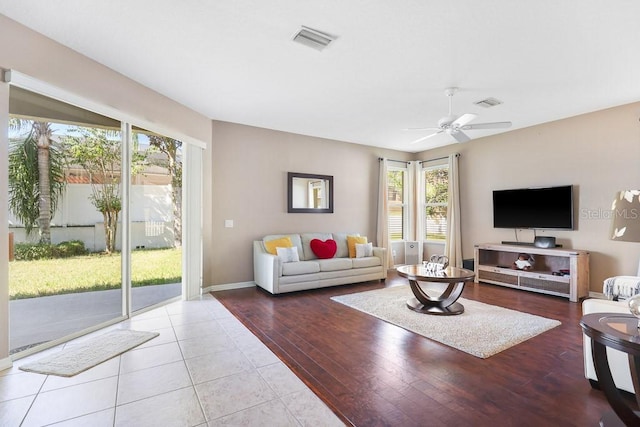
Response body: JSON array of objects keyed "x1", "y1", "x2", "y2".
[
  {"x1": 347, "y1": 235, "x2": 368, "y2": 258},
  {"x1": 264, "y1": 236, "x2": 293, "y2": 255}
]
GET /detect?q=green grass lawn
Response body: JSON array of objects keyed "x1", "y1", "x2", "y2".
[{"x1": 8, "y1": 248, "x2": 181, "y2": 300}]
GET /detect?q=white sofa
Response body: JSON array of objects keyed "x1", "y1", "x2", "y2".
[
  {"x1": 582, "y1": 298, "x2": 634, "y2": 393},
  {"x1": 253, "y1": 233, "x2": 388, "y2": 294}
]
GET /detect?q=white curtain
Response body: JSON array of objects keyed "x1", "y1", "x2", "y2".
[
  {"x1": 445, "y1": 154, "x2": 462, "y2": 267},
  {"x1": 376, "y1": 158, "x2": 393, "y2": 267},
  {"x1": 410, "y1": 161, "x2": 425, "y2": 247}
]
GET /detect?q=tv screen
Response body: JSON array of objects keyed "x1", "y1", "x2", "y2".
[{"x1": 493, "y1": 185, "x2": 574, "y2": 229}]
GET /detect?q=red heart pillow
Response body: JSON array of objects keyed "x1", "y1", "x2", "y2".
[{"x1": 310, "y1": 239, "x2": 337, "y2": 259}]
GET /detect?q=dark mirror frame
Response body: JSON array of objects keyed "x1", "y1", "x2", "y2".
[{"x1": 287, "y1": 172, "x2": 334, "y2": 213}]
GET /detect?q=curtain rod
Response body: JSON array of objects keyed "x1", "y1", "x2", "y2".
[
  {"x1": 378, "y1": 157, "x2": 409, "y2": 164},
  {"x1": 420, "y1": 153, "x2": 460, "y2": 164},
  {"x1": 378, "y1": 153, "x2": 459, "y2": 164}
]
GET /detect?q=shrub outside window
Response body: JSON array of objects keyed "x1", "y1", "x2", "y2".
[
  {"x1": 424, "y1": 165, "x2": 448, "y2": 241},
  {"x1": 387, "y1": 168, "x2": 406, "y2": 241}
]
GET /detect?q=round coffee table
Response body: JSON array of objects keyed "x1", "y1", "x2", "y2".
[{"x1": 396, "y1": 265, "x2": 475, "y2": 315}]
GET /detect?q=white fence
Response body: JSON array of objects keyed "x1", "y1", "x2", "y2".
[{"x1": 8, "y1": 184, "x2": 176, "y2": 251}]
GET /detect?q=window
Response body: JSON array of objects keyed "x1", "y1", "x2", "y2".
[
  {"x1": 424, "y1": 165, "x2": 449, "y2": 241},
  {"x1": 387, "y1": 168, "x2": 407, "y2": 241}
]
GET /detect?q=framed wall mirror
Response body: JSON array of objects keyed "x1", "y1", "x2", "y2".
[{"x1": 288, "y1": 172, "x2": 334, "y2": 213}]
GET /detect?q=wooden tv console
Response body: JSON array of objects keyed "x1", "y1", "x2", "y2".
[{"x1": 474, "y1": 243, "x2": 589, "y2": 302}]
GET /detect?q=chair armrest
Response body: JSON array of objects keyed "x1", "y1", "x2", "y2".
[{"x1": 253, "y1": 241, "x2": 281, "y2": 293}]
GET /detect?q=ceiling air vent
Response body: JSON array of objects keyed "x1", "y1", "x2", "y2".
[
  {"x1": 292, "y1": 26, "x2": 335, "y2": 51},
  {"x1": 474, "y1": 97, "x2": 503, "y2": 108}
]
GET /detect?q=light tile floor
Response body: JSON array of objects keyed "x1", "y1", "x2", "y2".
[{"x1": 0, "y1": 294, "x2": 345, "y2": 426}]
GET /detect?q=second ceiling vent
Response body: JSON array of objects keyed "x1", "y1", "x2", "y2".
[
  {"x1": 292, "y1": 26, "x2": 335, "y2": 51},
  {"x1": 474, "y1": 97, "x2": 503, "y2": 108}
]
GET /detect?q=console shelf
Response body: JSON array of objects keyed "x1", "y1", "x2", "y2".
[{"x1": 474, "y1": 243, "x2": 589, "y2": 302}]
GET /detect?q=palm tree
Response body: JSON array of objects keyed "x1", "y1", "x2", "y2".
[
  {"x1": 35, "y1": 122, "x2": 54, "y2": 243},
  {"x1": 8, "y1": 119, "x2": 65, "y2": 243}
]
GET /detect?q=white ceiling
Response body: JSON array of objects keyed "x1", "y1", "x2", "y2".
[{"x1": 2, "y1": 0, "x2": 640, "y2": 153}]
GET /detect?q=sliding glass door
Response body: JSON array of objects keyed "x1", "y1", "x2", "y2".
[
  {"x1": 6, "y1": 86, "x2": 185, "y2": 356},
  {"x1": 130, "y1": 129, "x2": 183, "y2": 312},
  {"x1": 8, "y1": 87, "x2": 126, "y2": 353}
]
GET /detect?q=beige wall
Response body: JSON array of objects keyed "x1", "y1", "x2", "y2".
[
  {"x1": 203, "y1": 121, "x2": 412, "y2": 286},
  {"x1": 417, "y1": 102, "x2": 640, "y2": 292},
  {"x1": 0, "y1": 15, "x2": 211, "y2": 145},
  {"x1": 206, "y1": 103, "x2": 640, "y2": 292}
]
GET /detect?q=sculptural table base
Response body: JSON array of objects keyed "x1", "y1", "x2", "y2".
[
  {"x1": 406, "y1": 279, "x2": 466, "y2": 316},
  {"x1": 599, "y1": 409, "x2": 640, "y2": 427},
  {"x1": 396, "y1": 265, "x2": 475, "y2": 317}
]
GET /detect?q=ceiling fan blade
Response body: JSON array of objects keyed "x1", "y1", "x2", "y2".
[
  {"x1": 462, "y1": 121, "x2": 512, "y2": 130},
  {"x1": 410, "y1": 130, "x2": 443, "y2": 144},
  {"x1": 451, "y1": 131, "x2": 470, "y2": 143},
  {"x1": 403, "y1": 127, "x2": 442, "y2": 131},
  {"x1": 452, "y1": 113, "x2": 477, "y2": 127}
]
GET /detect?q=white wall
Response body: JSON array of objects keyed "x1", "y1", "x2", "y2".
[
  {"x1": 8, "y1": 184, "x2": 173, "y2": 227},
  {"x1": 0, "y1": 16, "x2": 211, "y2": 146},
  {"x1": 8, "y1": 184, "x2": 176, "y2": 251}
]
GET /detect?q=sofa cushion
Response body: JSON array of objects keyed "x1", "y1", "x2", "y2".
[
  {"x1": 264, "y1": 236, "x2": 292, "y2": 255},
  {"x1": 318, "y1": 258, "x2": 352, "y2": 272},
  {"x1": 311, "y1": 239, "x2": 337, "y2": 259},
  {"x1": 319, "y1": 266, "x2": 382, "y2": 280},
  {"x1": 347, "y1": 235, "x2": 368, "y2": 258},
  {"x1": 331, "y1": 233, "x2": 356, "y2": 258},
  {"x1": 276, "y1": 247, "x2": 300, "y2": 263},
  {"x1": 352, "y1": 256, "x2": 381, "y2": 269},
  {"x1": 264, "y1": 234, "x2": 303, "y2": 259},
  {"x1": 301, "y1": 233, "x2": 333, "y2": 260},
  {"x1": 279, "y1": 273, "x2": 322, "y2": 285},
  {"x1": 355, "y1": 242, "x2": 373, "y2": 258},
  {"x1": 282, "y1": 260, "x2": 320, "y2": 276}
]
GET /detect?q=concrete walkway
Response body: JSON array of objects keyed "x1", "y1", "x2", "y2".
[{"x1": 9, "y1": 283, "x2": 181, "y2": 353}]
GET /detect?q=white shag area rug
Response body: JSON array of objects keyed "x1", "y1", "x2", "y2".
[
  {"x1": 20, "y1": 330, "x2": 159, "y2": 377},
  {"x1": 331, "y1": 286, "x2": 561, "y2": 358}
]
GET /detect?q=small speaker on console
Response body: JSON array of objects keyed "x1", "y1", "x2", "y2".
[{"x1": 534, "y1": 236, "x2": 556, "y2": 248}]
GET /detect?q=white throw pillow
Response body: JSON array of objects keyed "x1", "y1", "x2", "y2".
[
  {"x1": 276, "y1": 246, "x2": 300, "y2": 263},
  {"x1": 355, "y1": 242, "x2": 373, "y2": 258}
]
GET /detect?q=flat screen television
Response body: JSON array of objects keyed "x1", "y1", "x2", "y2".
[{"x1": 493, "y1": 185, "x2": 574, "y2": 229}]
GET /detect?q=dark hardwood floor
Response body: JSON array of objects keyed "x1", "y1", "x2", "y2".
[{"x1": 213, "y1": 272, "x2": 624, "y2": 426}]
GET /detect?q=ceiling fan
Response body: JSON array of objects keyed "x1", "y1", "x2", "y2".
[{"x1": 406, "y1": 87, "x2": 512, "y2": 144}]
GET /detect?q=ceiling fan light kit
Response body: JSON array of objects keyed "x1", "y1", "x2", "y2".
[{"x1": 407, "y1": 87, "x2": 512, "y2": 145}]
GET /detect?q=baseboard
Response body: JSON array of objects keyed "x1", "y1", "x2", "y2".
[
  {"x1": 0, "y1": 356, "x2": 12, "y2": 371},
  {"x1": 204, "y1": 281, "x2": 256, "y2": 293}
]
